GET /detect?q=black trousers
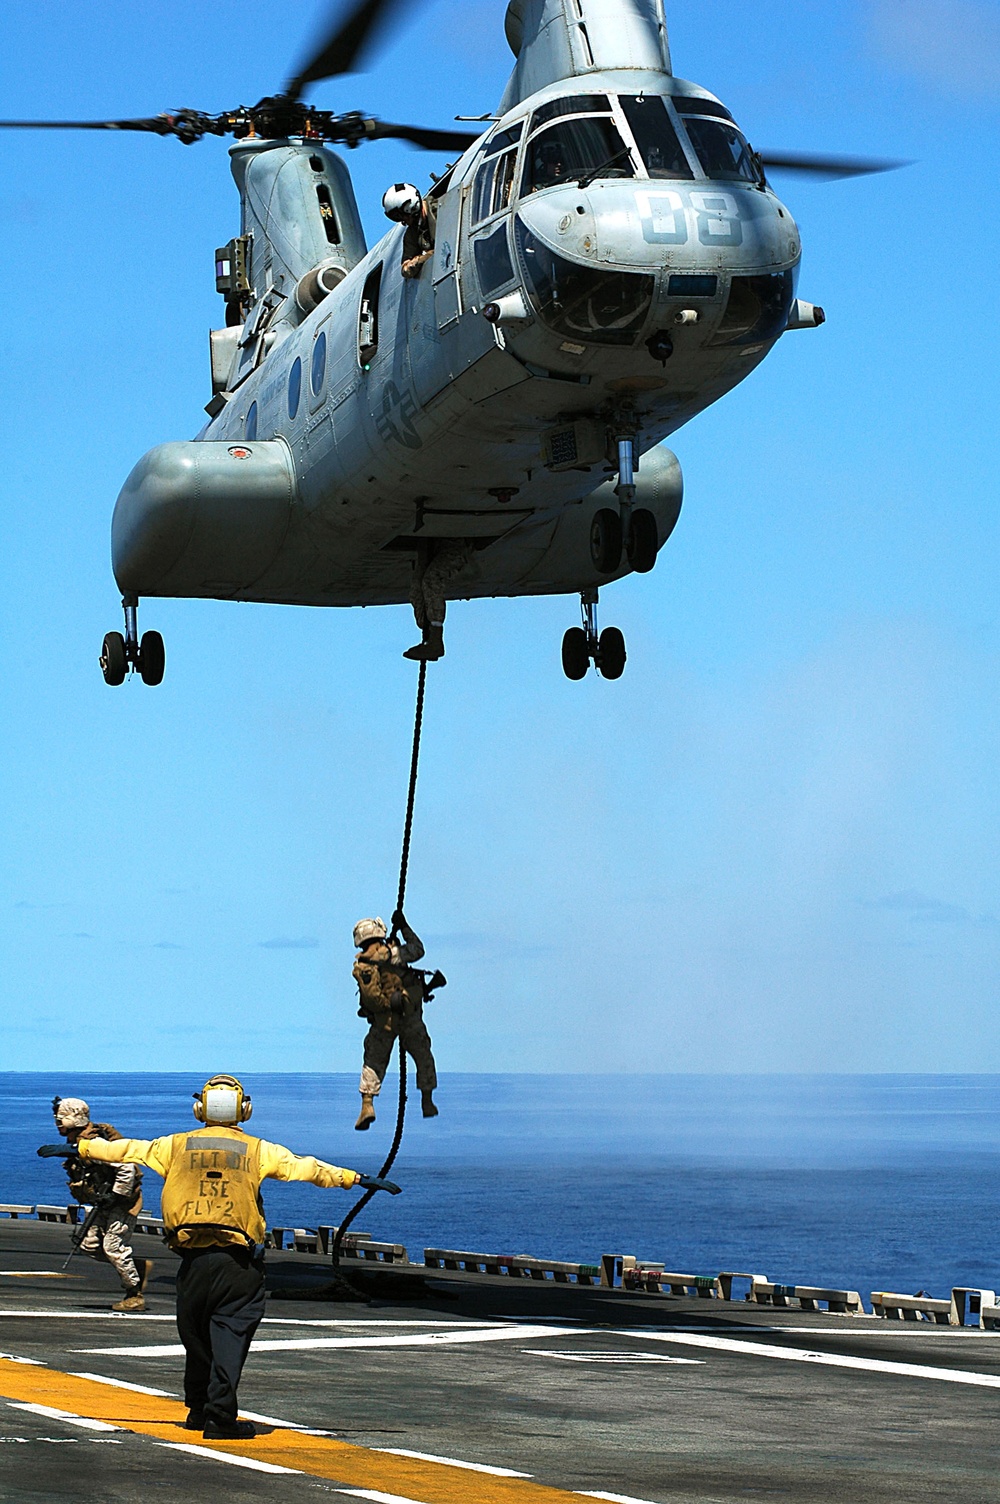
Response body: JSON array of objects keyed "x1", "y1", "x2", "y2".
[{"x1": 175, "y1": 1246, "x2": 266, "y2": 1425}]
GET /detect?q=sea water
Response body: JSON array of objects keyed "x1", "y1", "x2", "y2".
[{"x1": 4, "y1": 1072, "x2": 999, "y2": 1303}]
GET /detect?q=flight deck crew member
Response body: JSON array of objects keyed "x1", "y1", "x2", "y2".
[
  {"x1": 353, "y1": 911, "x2": 438, "y2": 1129},
  {"x1": 50, "y1": 1096, "x2": 150, "y2": 1312},
  {"x1": 39, "y1": 1075, "x2": 398, "y2": 1440},
  {"x1": 381, "y1": 182, "x2": 438, "y2": 279}
]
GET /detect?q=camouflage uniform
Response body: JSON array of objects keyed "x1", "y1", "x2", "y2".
[
  {"x1": 409, "y1": 540, "x2": 475, "y2": 636},
  {"x1": 354, "y1": 921, "x2": 438, "y2": 1097},
  {"x1": 68, "y1": 1123, "x2": 143, "y2": 1294}
]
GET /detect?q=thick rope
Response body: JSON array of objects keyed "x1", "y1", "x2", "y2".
[{"x1": 332, "y1": 658, "x2": 427, "y2": 1269}]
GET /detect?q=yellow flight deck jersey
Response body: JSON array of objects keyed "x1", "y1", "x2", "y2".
[{"x1": 77, "y1": 1125, "x2": 359, "y2": 1251}]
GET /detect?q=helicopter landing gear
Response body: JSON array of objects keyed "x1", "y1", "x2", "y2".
[
  {"x1": 100, "y1": 595, "x2": 165, "y2": 686},
  {"x1": 561, "y1": 589, "x2": 628, "y2": 680},
  {"x1": 590, "y1": 435, "x2": 659, "y2": 575}
]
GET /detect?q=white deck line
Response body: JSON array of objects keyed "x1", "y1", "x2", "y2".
[
  {"x1": 75, "y1": 1322, "x2": 583, "y2": 1357},
  {"x1": 623, "y1": 1329, "x2": 1000, "y2": 1387},
  {"x1": 69, "y1": 1372, "x2": 177, "y2": 1397},
  {"x1": 576, "y1": 1492, "x2": 666, "y2": 1504},
  {"x1": 335, "y1": 1492, "x2": 433, "y2": 1504},
  {"x1": 6, "y1": 1400, "x2": 120, "y2": 1432},
  {"x1": 0, "y1": 1311, "x2": 493, "y2": 1326},
  {"x1": 157, "y1": 1441, "x2": 301, "y2": 1474},
  {"x1": 376, "y1": 1445, "x2": 531, "y2": 1476}
]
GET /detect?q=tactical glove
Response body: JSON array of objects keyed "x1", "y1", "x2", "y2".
[
  {"x1": 37, "y1": 1144, "x2": 75, "y2": 1158},
  {"x1": 391, "y1": 909, "x2": 405, "y2": 931},
  {"x1": 356, "y1": 1172, "x2": 402, "y2": 1195}
]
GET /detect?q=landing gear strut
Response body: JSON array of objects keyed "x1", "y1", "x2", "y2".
[
  {"x1": 588, "y1": 432, "x2": 660, "y2": 575},
  {"x1": 561, "y1": 589, "x2": 627, "y2": 681},
  {"x1": 100, "y1": 595, "x2": 165, "y2": 686}
]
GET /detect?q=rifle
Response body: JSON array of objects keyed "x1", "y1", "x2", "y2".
[{"x1": 61, "y1": 1189, "x2": 122, "y2": 1270}]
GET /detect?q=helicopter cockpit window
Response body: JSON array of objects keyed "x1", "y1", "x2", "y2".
[
  {"x1": 675, "y1": 104, "x2": 758, "y2": 184},
  {"x1": 521, "y1": 117, "x2": 633, "y2": 195},
  {"x1": 482, "y1": 120, "x2": 524, "y2": 158},
  {"x1": 618, "y1": 96, "x2": 693, "y2": 179},
  {"x1": 474, "y1": 223, "x2": 515, "y2": 297},
  {"x1": 472, "y1": 148, "x2": 519, "y2": 224},
  {"x1": 529, "y1": 95, "x2": 611, "y2": 131},
  {"x1": 514, "y1": 219, "x2": 653, "y2": 345},
  {"x1": 709, "y1": 271, "x2": 794, "y2": 346}
]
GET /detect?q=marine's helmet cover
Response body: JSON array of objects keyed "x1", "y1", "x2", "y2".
[
  {"x1": 354, "y1": 917, "x2": 387, "y2": 948},
  {"x1": 382, "y1": 183, "x2": 422, "y2": 222},
  {"x1": 193, "y1": 1074, "x2": 253, "y2": 1125},
  {"x1": 53, "y1": 1097, "x2": 90, "y2": 1130}
]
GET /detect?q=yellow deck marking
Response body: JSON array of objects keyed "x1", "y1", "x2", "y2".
[
  {"x1": 0, "y1": 1273, "x2": 78, "y2": 1279},
  {"x1": 0, "y1": 1358, "x2": 587, "y2": 1502}
]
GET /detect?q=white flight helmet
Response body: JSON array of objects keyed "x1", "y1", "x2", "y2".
[
  {"x1": 193, "y1": 1074, "x2": 252, "y2": 1125},
  {"x1": 354, "y1": 916, "x2": 387, "y2": 948},
  {"x1": 382, "y1": 183, "x2": 421, "y2": 222}
]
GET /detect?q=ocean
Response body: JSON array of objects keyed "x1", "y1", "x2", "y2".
[{"x1": 4, "y1": 1072, "x2": 999, "y2": 1305}]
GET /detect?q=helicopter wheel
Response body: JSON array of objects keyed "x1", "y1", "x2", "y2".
[
  {"x1": 100, "y1": 631, "x2": 127, "y2": 686},
  {"x1": 138, "y1": 630, "x2": 165, "y2": 686},
  {"x1": 561, "y1": 626, "x2": 590, "y2": 681},
  {"x1": 626, "y1": 508, "x2": 659, "y2": 573},
  {"x1": 590, "y1": 508, "x2": 623, "y2": 574},
  {"x1": 597, "y1": 626, "x2": 627, "y2": 680}
]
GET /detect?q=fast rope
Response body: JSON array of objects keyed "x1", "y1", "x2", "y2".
[{"x1": 332, "y1": 658, "x2": 428, "y2": 1269}]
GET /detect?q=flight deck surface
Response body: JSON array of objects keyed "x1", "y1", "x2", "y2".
[{"x1": 1, "y1": 1221, "x2": 997, "y2": 1503}]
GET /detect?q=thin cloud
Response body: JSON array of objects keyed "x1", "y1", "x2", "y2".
[
  {"x1": 863, "y1": 890, "x2": 998, "y2": 927},
  {"x1": 867, "y1": 0, "x2": 1000, "y2": 97},
  {"x1": 153, "y1": 940, "x2": 184, "y2": 950}
]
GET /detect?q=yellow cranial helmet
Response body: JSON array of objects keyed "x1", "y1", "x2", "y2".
[{"x1": 192, "y1": 1074, "x2": 252, "y2": 1125}]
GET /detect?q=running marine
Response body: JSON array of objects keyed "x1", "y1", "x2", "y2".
[{"x1": 49, "y1": 1095, "x2": 151, "y2": 1311}]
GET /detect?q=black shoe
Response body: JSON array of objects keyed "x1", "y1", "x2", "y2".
[
  {"x1": 183, "y1": 1410, "x2": 204, "y2": 1430},
  {"x1": 202, "y1": 1418, "x2": 256, "y2": 1440}
]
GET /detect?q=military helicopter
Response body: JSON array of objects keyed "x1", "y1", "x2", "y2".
[{"x1": 3, "y1": 0, "x2": 899, "y2": 684}]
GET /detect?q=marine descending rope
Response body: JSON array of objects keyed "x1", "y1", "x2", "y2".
[{"x1": 331, "y1": 658, "x2": 428, "y2": 1270}]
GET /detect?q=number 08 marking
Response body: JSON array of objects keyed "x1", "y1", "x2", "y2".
[
  {"x1": 637, "y1": 190, "x2": 742, "y2": 247},
  {"x1": 691, "y1": 190, "x2": 742, "y2": 246}
]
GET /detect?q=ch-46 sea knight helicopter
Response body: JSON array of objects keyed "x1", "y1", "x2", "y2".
[{"x1": 4, "y1": 0, "x2": 899, "y2": 684}]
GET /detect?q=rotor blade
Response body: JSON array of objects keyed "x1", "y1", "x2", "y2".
[
  {"x1": 758, "y1": 150, "x2": 910, "y2": 180},
  {"x1": 284, "y1": 0, "x2": 406, "y2": 99},
  {"x1": 364, "y1": 119, "x2": 480, "y2": 151},
  {"x1": 0, "y1": 116, "x2": 174, "y2": 134}
]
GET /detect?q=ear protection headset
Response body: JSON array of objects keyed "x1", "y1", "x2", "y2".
[{"x1": 192, "y1": 1074, "x2": 253, "y2": 1125}]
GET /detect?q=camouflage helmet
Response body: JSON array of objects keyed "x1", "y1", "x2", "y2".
[{"x1": 353, "y1": 917, "x2": 387, "y2": 948}]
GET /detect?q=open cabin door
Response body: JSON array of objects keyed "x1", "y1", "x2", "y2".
[{"x1": 432, "y1": 186, "x2": 465, "y2": 332}]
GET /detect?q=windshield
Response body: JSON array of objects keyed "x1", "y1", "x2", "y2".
[
  {"x1": 521, "y1": 117, "x2": 634, "y2": 194},
  {"x1": 618, "y1": 96, "x2": 693, "y2": 180},
  {"x1": 710, "y1": 272, "x2": 794, "y2": 346},
  {"x1": 679, "y1": 115, "x2": 758, "y2": 183},
  {"x1": 515, "y1": 220, "x2": 653, "y2": 345}
]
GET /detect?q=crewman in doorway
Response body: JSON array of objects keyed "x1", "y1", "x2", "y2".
[
  {"x1": 353, "y1": 911, "x2": 439, "y2": 1129},
  {"x1": 50, "y1": 1096, "x2": 150, "y2": 1312},
  {"x1": 404, "y1": 539, "x2": 475, "y2": 662},
  {"x1": 39, "y1": 1075, "x2": 397, "y2": 1440},
  {"x1": 381, "y1": 182, "x2": 438, "y2": 279}
]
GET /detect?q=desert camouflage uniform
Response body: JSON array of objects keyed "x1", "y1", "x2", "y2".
[
  {"x1": 354, "y1": 921, "x2": 438, "y2": 1096},
  {"x1": 68, "y1": 1123, "x2": 143, "y2": 1293}
]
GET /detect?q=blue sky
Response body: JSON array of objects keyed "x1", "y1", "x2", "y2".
[{"x1": 1, "y1": 0, "x2": 998, "y2": 1073}]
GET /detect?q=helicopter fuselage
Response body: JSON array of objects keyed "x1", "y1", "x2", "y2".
[{"x1": 112, "y1": 66, "x2": 810, "y2": 613}]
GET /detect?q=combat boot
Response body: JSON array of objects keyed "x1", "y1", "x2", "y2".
[
  {"x1": 421, "y1": 1089, "x2": 439, "y2": 1118},
  {"x1": 402, "y1": 624, "x2": 445, "y2": 662},
  {"x1": 355, "y1": 1094, "x2": 376, "y2": 1131},
  {"x1": 112, "y1": 1288, "x2": 145, "y2": 1312}
]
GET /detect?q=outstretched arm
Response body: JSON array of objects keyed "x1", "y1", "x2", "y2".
[
  {"x1": 258, "y1": 1140, "x2": 361, "y2": 1190},
  {"x1": 391, "y1": 910, "x2": 425, "y2": 964},
  {"x1": 74, "y1": 1135, "x2": 175, "y2": 1177}
]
